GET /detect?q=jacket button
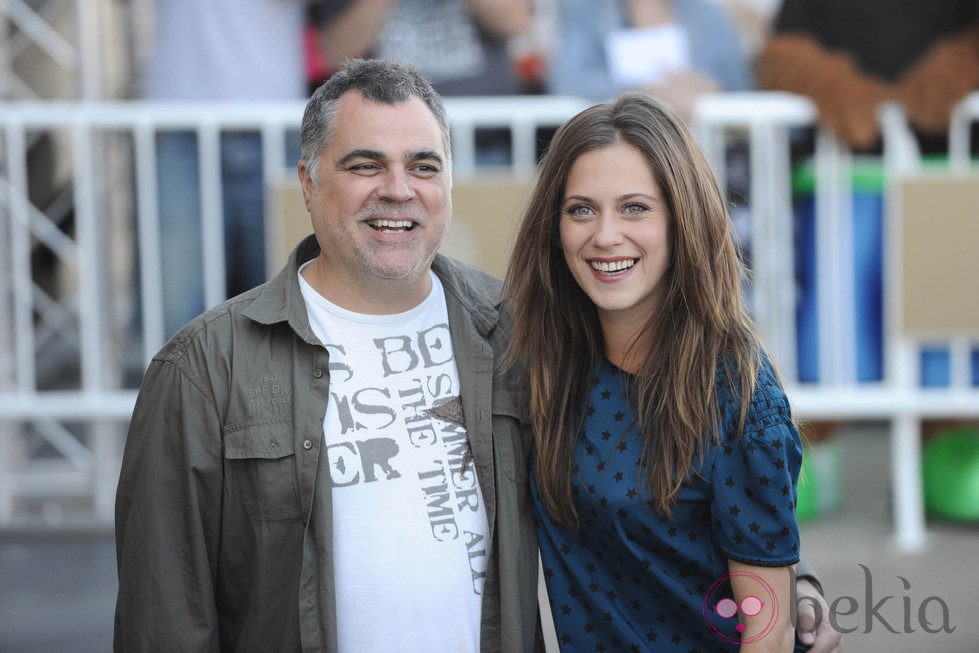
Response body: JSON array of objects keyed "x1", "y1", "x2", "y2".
[
  {"x1": 312, "y1": 368, "x2": 323, "y2": 378},
  {"x1": 303, "y1": 439, "x2": 313, "y2": 450}
]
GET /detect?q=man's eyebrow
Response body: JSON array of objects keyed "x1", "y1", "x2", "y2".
[
  {"x1": 337, "y1": 149, "x2": 384, "y2": 167},
  {"x1": 337, "y1": 148, "x2": 444, "y2": 167},
  {"x1": 407, "y1": 149, "x2": 444, "y2": 166}
]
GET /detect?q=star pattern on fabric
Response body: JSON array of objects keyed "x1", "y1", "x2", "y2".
[{"x1": 534, "y1": 357, "x2": 802, "y2": 651}]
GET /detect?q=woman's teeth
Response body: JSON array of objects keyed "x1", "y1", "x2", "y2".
[{"x1": 590, "y1": 259, "x2": 636, "y2": 274}]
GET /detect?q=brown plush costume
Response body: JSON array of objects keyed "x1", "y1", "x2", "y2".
[
  {"x1": 758, "y1": 34, "x2": 893, "y2": 149},
  {"x1": 897, "y1": 26, "x2": 979, "y2": 134},
  {"x1": 757, "y1": 0, "x2": 979, "y2": 151}
]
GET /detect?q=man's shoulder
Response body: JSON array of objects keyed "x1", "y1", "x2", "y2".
[
  {"x1": 153, "y1": 283, "x2": 273, "y2": 364},
  {"x1": 432, "y1": 254, "x2": 503, "y2": 307}
]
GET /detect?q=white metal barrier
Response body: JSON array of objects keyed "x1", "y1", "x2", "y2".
[
  {"x1": 0, "y1": 96, "x2": 589, "y2": 529},
  {"x1": 698, "y1": 93, "x2": 979, "y2": 551},
  {"x1": 1, "y1": 93, "x2": 978, "y2": 549}
]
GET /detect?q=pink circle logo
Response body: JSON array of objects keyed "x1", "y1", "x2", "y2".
[{"x1": 702, "y1": 571, "x2": 779, "y2": 644}]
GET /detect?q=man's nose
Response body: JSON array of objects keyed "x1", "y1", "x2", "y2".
[{"x1": 378, "y1": 167, "x2": 416, "y2": 202}]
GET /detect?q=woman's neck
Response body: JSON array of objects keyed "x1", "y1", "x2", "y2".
[{"x1": 599, "y1": 313, "x2": 651, "y2": 375}]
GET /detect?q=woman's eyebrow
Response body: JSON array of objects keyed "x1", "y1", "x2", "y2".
[
  {"x1": 617, "y1": 192, "x2": 655, "y2": 202},
  {"x1": 563, "y1": 193, "x2": 657, "y2": 203}
]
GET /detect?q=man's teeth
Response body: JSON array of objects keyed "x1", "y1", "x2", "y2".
[
  {"x1": 590, "y1": 259, "x2": 636, "y2": 273},
  {"x1": 369, "y1": 219, "x2": 413, "y2": 230}
]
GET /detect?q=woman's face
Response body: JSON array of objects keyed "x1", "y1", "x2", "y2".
[{"x1": 559, "y1": 142, "x2": 671, "y2": 330}]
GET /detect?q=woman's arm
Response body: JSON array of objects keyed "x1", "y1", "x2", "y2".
[{"x1": 728, "y1": 560, "x2": 794, "y2": 652}]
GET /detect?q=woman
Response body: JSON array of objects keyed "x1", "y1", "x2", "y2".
[{"x1": 504, "y1": 93, "x2": 802, "y2": 651}]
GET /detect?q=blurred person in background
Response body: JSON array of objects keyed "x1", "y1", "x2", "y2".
[
  {"x1": 547, "y1": 0, "x2": 751, "y2": 121},
  {"x1": 143, "y1": 0, "x2": 357, "y2": 338},
  {"x1": 307, "y1": 0, "x2": 532, "y2": 95},
  {"x1": 712, "y1": 0, "x2": 781, "y2": 62},
  {"x1": 307, "y1": 0, "x2": 534, "y2": 163}
]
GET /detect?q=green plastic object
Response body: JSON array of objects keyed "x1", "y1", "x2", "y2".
[
  {"x1": 795, "y1": 450, "x2": 819, "y2": 523},
  {"x1": 795, "y1": 441, "x2": 843, "y2": 523},
  {"x1": 790, "y1": 155, "x2": 950, "y2": 195},
  {"x1": 922, "y1": 426, "x2": 979, "y2": 521}
]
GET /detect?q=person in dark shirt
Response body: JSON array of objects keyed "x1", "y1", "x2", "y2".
[{"x1": 504, "y1": 92, "x2": 841, "y2": 652}]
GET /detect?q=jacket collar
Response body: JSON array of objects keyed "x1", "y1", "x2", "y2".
[
  {"x1": 431, "y1": 253, "x2": 500, "y2": 338},
  {"x1": 242, "y1": 234, "x2": 500, "y2": 339},
  {"x1": 241, "y1": 234, "x2": 321, "y2": 344}
]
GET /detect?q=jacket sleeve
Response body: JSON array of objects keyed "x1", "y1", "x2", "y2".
[
  {"x1": 114, "y1": 358, "x2": 224, "y2": 651},
  {"x1": 795, "y1": 557, "x2": 823, "y2": 595}
]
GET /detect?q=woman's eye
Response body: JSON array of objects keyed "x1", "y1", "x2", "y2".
[
  {"x1": 564, "y1": 204, "x2": 594, "y2": 217},
  {"x1": 623, "y1": 203, "x2": 649, "y2": 215}
]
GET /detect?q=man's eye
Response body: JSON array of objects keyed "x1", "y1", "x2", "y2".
[
  {"x1": 412, "y1": 164, "x2": 440, "y2": 175},
  {"x1": 349, "y1": 163, "x2": 379, "y2": 173}
]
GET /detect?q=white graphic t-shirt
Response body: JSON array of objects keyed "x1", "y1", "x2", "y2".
[{"x1": 299, "y1": 267, "x2": 489, "y2": 652}]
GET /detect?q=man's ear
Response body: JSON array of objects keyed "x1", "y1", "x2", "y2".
[{"x1": 297, "y1": 160, "x2": 314, "y2": 212}]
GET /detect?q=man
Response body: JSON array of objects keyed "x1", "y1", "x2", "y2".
[
  {"x1": 115, "y1": 58, "x2": 840, "y2": 651},
  {"x1": 115, "y1": 58, "x2": 538, "y2": 651}
]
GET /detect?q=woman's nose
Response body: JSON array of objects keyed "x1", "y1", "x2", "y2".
[{"x1": 592, "y1": 213, "x2": 624, "y2": 248}]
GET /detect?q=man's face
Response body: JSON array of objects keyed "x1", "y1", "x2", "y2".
[{"x1": 298, "y1": 91, "x2": 451, "y2": 311}]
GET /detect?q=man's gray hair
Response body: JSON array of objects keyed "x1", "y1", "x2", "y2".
[{"x1": 300, "y1": 58, "x2": 452, "y2": 182}]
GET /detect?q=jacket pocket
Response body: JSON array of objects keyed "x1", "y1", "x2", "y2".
[
  {"x1": 224, "y1": 421, "x2": 300, "y2": 521},
  {"x1": 492, "y1": 388, "x2": 530, "y2": 484}
]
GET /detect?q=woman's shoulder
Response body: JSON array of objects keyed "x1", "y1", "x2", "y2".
[{"x1": 714, "y1": 349, "x2": 794, "y2": 440}]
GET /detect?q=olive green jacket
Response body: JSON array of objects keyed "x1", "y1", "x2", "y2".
[{"x1": 114, "y1": 235, "x2": 541, "y2": 651}]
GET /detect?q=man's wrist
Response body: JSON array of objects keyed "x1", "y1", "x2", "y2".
[
  {"x1": 794, "y1": 559, "x2": 824, "y2": 596},
  {"x1": 796, "y1": 574, "x2": 823, "y2": 596}
]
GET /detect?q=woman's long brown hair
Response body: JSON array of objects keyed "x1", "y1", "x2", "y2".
[{"x1": 503, "y1": 93, "x2": 764, "y2": 526}]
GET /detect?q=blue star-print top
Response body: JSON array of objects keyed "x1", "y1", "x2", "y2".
[{"x1": 533, "y1": 356, "x2": 803, "y2": 652}]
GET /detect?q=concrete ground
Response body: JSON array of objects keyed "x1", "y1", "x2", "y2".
[
  {"x1": 0, "y1": 534, "x2": 115, "y2": 652},
  {"x1": 791, "y1": 425, "x2": 979, "y2": 653},
  {"x1": 1, "y1": 425, "x2": 976, "y2": 652}
]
